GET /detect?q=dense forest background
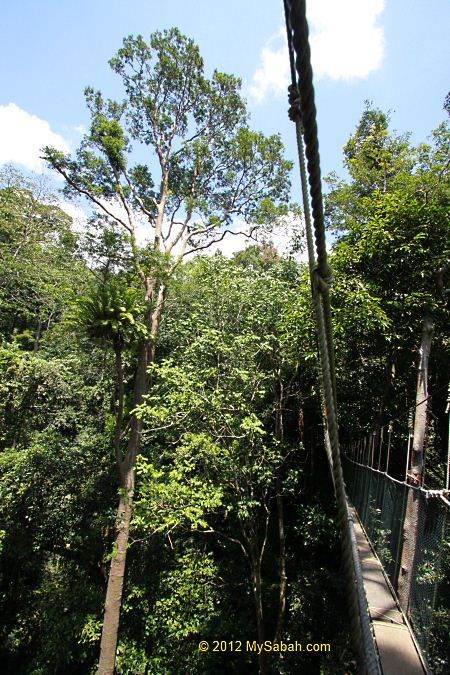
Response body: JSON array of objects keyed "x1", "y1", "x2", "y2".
[{"x1": 0, "y1": 29, "x2": 448, "y2": 675}]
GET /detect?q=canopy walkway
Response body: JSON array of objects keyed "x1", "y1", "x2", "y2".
[
  {"x1": 284, "y1": 1, "x2": 449, "y2": 672},
  {"x1": 349, "y1": 504, "x2": 426, "y2": 674},
  {"x1": 344, "y1": 445, "x2": 449, "y2": 673}
]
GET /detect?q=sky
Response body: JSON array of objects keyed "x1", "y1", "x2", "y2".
[{"x1": 0, "y1": 0, "x2": 448, "y2": 254}]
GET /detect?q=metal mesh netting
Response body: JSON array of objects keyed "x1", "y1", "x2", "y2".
[{"x1": 343, "y1": 456, "x2": 450, "y2": 673}]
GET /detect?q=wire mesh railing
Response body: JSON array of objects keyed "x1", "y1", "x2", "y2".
[{"x1": 343, "y1": 452, "x2": 449, "y2": 673}]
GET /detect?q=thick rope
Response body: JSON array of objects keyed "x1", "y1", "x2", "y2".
[
  {"x1": 288, "y1": 85, "x2": 334, "y2": 482},
  {"x1": 283, "y1": 2, "x2": 381, "y2": 673}
]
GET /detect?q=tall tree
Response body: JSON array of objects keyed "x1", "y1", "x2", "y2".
[
  {"x1": 325, "y1": 105, "x2": 449, "y2": 442},
  {"x1": 43, "y1": 28, "x2": 292, "y2": 673}
]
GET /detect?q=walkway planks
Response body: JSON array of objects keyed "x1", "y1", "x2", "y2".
[{"x1": 349, "y1": 507, "x2": 428, "y2": 675}]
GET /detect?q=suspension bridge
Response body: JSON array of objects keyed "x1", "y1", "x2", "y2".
[{"x1": 284, "y1": 1, "x2": 449, "y2": 672}]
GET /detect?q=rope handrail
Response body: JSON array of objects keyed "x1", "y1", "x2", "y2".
[
  {"x1": 343, "y1": 451, "x2": 450, "y2": 504},
  {"x1": 284, "y1": 0, "x2": 328, "y2": 279},
  {"x1": 283, "y1": 2, "x2": 381, "y2": 673}
]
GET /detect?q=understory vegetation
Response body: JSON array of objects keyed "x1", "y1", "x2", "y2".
[{"x1": 0, "y1": 28, "x2": 448, "y2": 675}]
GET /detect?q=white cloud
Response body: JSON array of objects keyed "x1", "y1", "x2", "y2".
[
  {"x1": 202, "y1": 213, "x2": 308, "y2": 262},
  {"x1": 249, "y1": 0, "x2": 385, "y2": 102},
  {"x1": 204, "y1": 230, "x2": 253, "y2": 258},
  {"x1": 0, "y1": 103, "x2": 70, "y2": 172},
  {"x1": 309, "y1": 0, "x2": 385, "y2": 81},
  {"x1": 58, "y1": 201, "x2": 89, "y2": 233},
  {"x1": 248, "y1": 28, "x2": 290, "y2": 104}
]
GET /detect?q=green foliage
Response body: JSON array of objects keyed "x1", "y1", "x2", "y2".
[
  {"x1": 0, "y1": 340, "x2": 114, "y2": 448},
  {"x1": 0, "y1": 424, "x2": 113, "y2": 674},
  {"x1": 127, "y1": 253, "x2": 342, "y2": 670},
  {"x1": 12, "y1": 58, "x2": 450, "y2": 675},
  {"x1": 342, "y1": 102, "x2": 413, "y2": 195},
  {"x1": 69, "y1": 277, "x2": 148, "y2": 348},
  {"x1": 114, "y1": 542, "x2": 221, "y2": 675},
  {"x1": 0, "y1": 218, "x2": 118, "y2": 674},
  {"x1": 0, "y1": 166, "x2": 84, "y2": 342},
  {"x1": 134, "y1": 434, "x2": 225, "y2": 535},
  {"x1": 325, "y1": 104, "x2": 450, "y2": 437}
]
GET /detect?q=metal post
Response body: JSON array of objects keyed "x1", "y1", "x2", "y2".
[
  {"x1": 377, "y1": 427, "x2": 384, "y2": 471},
  {"x1": 446, "y1": 383, "x2": 450, "y2": 492},
  {"x1": 405, "y1": 408, "x2": 414, "y2": 482},
  {"x1": 386, "y1": 421, "x2": 393, "y2": 475}
]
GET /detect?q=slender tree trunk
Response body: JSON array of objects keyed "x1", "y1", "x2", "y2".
[
  {"x1": 398, "y1": 314, "x2": 433, "y2": 613},
  {"x1": 274, "y1": 474, "x2": 287, "y2": 643},
  {"x1": 113, "y1": 345, "x2": 124, "y2": 464},
  {"x1": 98, "y1": 285, "x2": 166, "y2": 675},
  {"x1": 33, "y1": 318, "x2": 42, "y2": 352},
  {"x1": 98, "y1": 359, "x2": 145, "y2": 674},
  {"x1": 274, "y1": 386, "x2": 287, "y2": 643},
  {"x1": 251, "y1": 555, "x2": 269, "y2": 675},
  {"x1": 372, "y1": 355, "x2": 396, "y2": 454},
  {"x1": 98, "y1": 467, "x2": 135, "y2": 675},
  {"x1": 410, "y1": 315, "x2": 433, "y2": 482}
]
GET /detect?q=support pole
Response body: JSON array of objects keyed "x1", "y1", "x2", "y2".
[{"x1": 446, "y1": 383, "x2": 450, "y2": 492}]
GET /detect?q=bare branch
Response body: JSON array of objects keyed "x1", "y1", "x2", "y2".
[
  {"x1": 122, "y1": 170, "x2": 157, "y2": 221},
  {"x1": 49, "y1": 164, "x2": 133, "y2": 234},
  {"x1": 182, "y1": 225, "x2": 258, "y2": 257}
]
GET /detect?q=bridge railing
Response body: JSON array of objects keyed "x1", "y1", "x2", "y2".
[{"x1": 343, "y1": 452, "x2": 449, "y2": 673}]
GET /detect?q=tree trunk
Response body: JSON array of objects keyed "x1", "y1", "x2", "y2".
[
  {"x1": 113, "y1": 345, "x2": 124, "y2": 464},
  {"x1": 98, "y1": 467, "x2": 134, "y2": 675},
  {"x1": 410, "y1": 315, "x2": 433, "y2": 482},
  {"x1": 33, "y1": 318, "x2": 42, "y2": 352},
  {"x1": 398, "y1": 315, "x2": 433, "y2": 613},
  {"x1": 372, "y1": 355, "x2": 396, "y2": 458},
  {"x1": 273, "y1": 391, "x2": 287, "y2": 643},
  {"x1": 97, "y1": 363, "x2": 145, "y2": 674},
  {"x1": 274, "y1": 474, "x2": 287, "y2": 643},
  {"x1": 98, "y1": 286, "x2": 166, "y2": 674},
  {"x1": 251, "y1": 556, "x2": 269, "y2": 675}
]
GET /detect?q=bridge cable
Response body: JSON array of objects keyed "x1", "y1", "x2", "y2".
[{"x1": 283, "y1": 1, "x2": 381, "y2": 672}]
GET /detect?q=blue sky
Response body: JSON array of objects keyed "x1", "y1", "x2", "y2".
[{"x1": 0, "y1": 0, "x2": 448, "y2": 246}]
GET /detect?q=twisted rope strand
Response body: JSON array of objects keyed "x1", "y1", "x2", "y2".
[{"x1": 283, "y1": 1, "x2": 381, "y2": 672}]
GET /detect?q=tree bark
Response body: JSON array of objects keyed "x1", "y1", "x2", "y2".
[
  {"x1": 97, "y1": 357, "x2": 146, "y2": 674},
  {"x1": 398, "y1": 314, "x2": 433, "y2": 614},
  {"x1": 251, "y1": 555, "x2": 269, "y2": 675},
  {"x1": 273, "y1": 384, "x2": 287, "y2": 643},
  {"x1": 372, "y1": 355, "x2": 396, "y2": 458},
  {"x1": 113, "y1": 345, "x2": 124, "y2": 464},
  {"x1": 33, "y1": 318, "x2": 42, "y2": 352},
  {"x1": 98, "y1": 286, "x2": 166, "y2": 675},
  {"x1": 98, "y1": 467, "x2": 134, "y2": 675},
  {"x1": 274, "y1": 474, "x2": 287, "y2": 644},
  {"x1": 410, "y1": 315, "x2": 433, "y2": 482}
]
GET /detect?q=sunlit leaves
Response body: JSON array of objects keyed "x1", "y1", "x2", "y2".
[
  {"x1": 0, "y1": 167, "x2": 81, "y2": 341},
  {"x1": 325, "y1": 103, "x2": 450, "y2": 434},
  {"x1": 69, "y1": 277, "x2": 148, "y2": 348}
]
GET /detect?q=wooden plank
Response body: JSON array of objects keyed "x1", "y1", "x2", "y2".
[{"x1": 350, "y1": 508, "x2": 427, "y2": 675}]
